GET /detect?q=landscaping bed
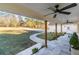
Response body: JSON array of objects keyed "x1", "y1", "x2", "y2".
[{"x1": 37, "y1": 32, "x2": 66, "y2": 41}]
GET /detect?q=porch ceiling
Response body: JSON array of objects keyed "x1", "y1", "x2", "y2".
[
  {"x1": 19, "y1": 3, "x2": 79, "y2": 24},
  {"x1": 0, "y1": 3, "x2": 44, "y2": 20},
  {"x1": 0, "y1": 3, "x2": 79, "y2": 24}
]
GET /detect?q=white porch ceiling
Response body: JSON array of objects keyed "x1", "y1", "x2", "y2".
[
  {"x1": 19, "y1": 3, "x2": 79, "y2": 24},
  {"x1": 0, "y1": 3, "x2": 79, "y2": 24},
  {"x1": 0, "y1": 3, "x2": 44, "y2": 20}
]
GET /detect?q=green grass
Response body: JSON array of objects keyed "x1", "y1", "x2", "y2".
[
  {"x1": 0, "y1": 30, "x2": 38, "y2": 55},
  {"x1": 37, "y1": 32, "x2": 65, "y2": 41}
]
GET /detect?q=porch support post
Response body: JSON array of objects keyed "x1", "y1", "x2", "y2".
[
  {"x1": 61, "y1": 24, "x2": 62, "y2": 32},
  {"x1": 45, "y1": 20, "x2": 48, "y2": 48},
  {"x1": 55, "y1": 23, "x2": 57, "y2": 36}
]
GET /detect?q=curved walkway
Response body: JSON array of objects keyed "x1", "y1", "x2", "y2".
[
  {"x1": 30, "y1": 32, "x2": 51, "y2": 44},
  {"x1": 30, "y1": 33, "x2": 71, "y2": 55},
  {"x1": 17, "y1": 31, "x2": 44, "y2": 55},
  {"x1": 17, "y1": 31, "x2": 71, "y2": 55}
]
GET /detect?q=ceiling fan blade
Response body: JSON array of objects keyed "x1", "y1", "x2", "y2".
[
  {"x1": 53, "y1": 14, "x2": 57, "y2": 18},
  {"x1": 60, "y1": 3, "x2": 77, "y2": 11},
  {"x1": 59, "y1": 11, "x2": 71, "y2": 15},
  {"x1": 44, "y1": 13, "x2": 54, "y2": 17}
]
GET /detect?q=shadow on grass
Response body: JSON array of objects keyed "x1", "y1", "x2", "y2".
[{"x1": 0, "y1": 30, "x2": 39, "y2": 55}]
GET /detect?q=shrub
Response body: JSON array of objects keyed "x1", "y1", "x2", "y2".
[
  {"x1": 69, "y1": 32, "x2": 79, "y2": 49},
  {"x1": 32, "y1": 48, "x2": 38, "y2": 54}
]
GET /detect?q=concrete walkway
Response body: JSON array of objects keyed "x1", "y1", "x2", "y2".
[
  {"x1": 17, "y1": 43, "x2": 43, "y2": 55},
  {"x1": 30, "y1": 32, "x2": 51, "y2": 44},
  {"x1": 17, "y1": 32, "x2": 44, "y2": 55},
  {"x1": 31, "y1": 33, "x2": 71, "y2": 55},
  {"x1": 17, "y1": 32, "x2": 71, "y2": 55}
]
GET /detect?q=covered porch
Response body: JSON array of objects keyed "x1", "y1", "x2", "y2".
[{"x1": 0, "y1": 3, "x2": 79, "y2": 55}]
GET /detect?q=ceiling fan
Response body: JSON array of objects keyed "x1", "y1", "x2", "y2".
[
  {"x1": 44, "y1": 3, "x2": 77, "y2": 18},
  {"x1": 63, "y1": 20, "x2": 74, "y2": 24}
]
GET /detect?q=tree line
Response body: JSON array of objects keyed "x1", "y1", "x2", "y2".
[{"x1": 0, "y1": 14, "x2": 45, "y2": 29}]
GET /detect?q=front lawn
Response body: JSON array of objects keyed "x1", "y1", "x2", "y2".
[
  {"x1": 37, "y1": 32, "x2": 65, "y2": 41},
  {"x1": 0, "y1": 30, "x2": 38, "y2": 55}
]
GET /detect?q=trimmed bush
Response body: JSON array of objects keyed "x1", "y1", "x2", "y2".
[
  {"x1": 32, "y1": 48, "x2": 38, "y2": 54},
  {"x1": 69, "y1": 32, "x2": 79, "y2": 49}
]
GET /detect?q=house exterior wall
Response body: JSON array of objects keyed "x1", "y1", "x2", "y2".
[
  {"x1": 48, "y1": 24, "x2": 77, "y2": 33},
  {"x1": 77, "y1": 24, "x2": 79, "y2": 33}
]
